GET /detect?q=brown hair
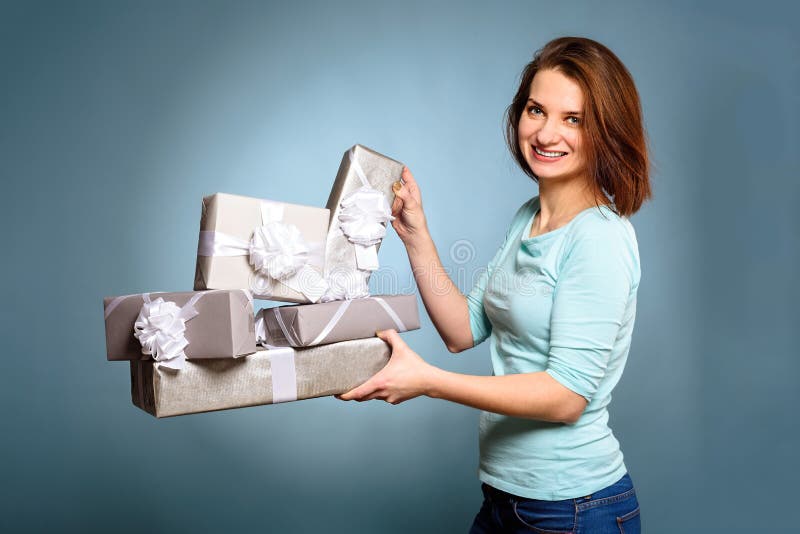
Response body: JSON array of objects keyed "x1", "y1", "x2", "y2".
[{"x1": 505, "y1": 37, "x2": 651, "y2": 216}]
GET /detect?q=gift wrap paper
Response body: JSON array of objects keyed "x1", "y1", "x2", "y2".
[
  {"x1": 258, "y1": 294, "x2": 420, "y2": 348},
  {"x1": 194, "y1": 192, "x2": 329, "y2": 303},
  {"x1": 104, "y1": 289, "x2": 256, "y2": 361},
  {"x1": 324, "y1": 145, "x2": 404, "y2": 290},
  {"x1": 130, "y1": 337, "x2": 391, "y2": 418}
]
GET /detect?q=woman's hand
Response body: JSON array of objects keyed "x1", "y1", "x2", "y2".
[
  {"x1": 391, "y1": 167, "x2": 428, "y2": 246},
  {"x1": 337, "y1": 329, "x2": 438, "y2": 405},
  {"x1": 337, "y1": 332, "x2": 587, "y2": 423}
]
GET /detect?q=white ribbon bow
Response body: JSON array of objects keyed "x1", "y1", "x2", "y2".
[
  {"x1": 338, "y1": 149, "x2": 394, "y2": 272},
  {"x1": 133, "y1": 293, "x2": 203, "y2": 370},
  {"x1": 249, "y1": 221, "x2": 311, "y2": 280},
  {"x1": 339, "y1": 186, "x2": 393, "y2": 247},
  {"x1": 320, "y1": 269, "x2": 370, "y2": 302}
]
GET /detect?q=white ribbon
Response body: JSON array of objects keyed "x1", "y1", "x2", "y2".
[
  {"x1": 310, "y1": 297, "x2": 407, "y2": 345},
  {"x1": 133, "y1": 293, "x2": 204, "y2": 370},
  {"x1": 255, "y1": 313, "x2": 267, "y2": 345},
  {"x1": 104, "y1": 294, "x2": 132, "y2": 319},
  {"x1": 309, "y1": 300, "x2": 352, "y2": 346},
  {"x1": 338, "y1": 149, "x2": 394, "y2": 272},
  {"x1": 271, "y1": 306, "x2": 301, "y2": 346},
  {"x1": 255, "y1": 307, "x2": 302, "y2": 347},
  {"x1": 267, "y1": 346, "x2": 298, "y2": 403},
  {"x1": 197, "y1": 200, "x2": 328, "y2": 302},
  {"x1": 370, "y1": 297, "x2": 408, "y2": 332}
]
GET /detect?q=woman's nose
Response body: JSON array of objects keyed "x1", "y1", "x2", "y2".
[{"x1": 535, "y1": 119, "x2": 559, "y2": 146}]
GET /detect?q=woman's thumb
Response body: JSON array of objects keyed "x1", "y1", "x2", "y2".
[
  {"x1": 392, "y1": 180, "x2": 410, "y2": 202},
  {"x1": 376, "y1": 329, "x2": 402, "y2": 348}
]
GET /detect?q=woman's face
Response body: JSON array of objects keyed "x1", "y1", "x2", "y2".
[{"x1": 518, "y1": 68, "x2": 588, "y2": 184}]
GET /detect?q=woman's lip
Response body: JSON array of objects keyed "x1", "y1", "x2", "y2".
[{"x1": 531, "y1": 147, "x2": 567, "y2": 162}]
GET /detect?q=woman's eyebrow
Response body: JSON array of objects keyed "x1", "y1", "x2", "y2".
[{"x1": 527, "y1": 98, "x2": 583, "y2": 116}]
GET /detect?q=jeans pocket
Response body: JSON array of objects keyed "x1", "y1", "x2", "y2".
[
  {"x1": 512, "y1": 499, "x2": 574, "y2": 533},
  {"x1": 616, "y1": 506, "x2": 641, "y2": 534}
]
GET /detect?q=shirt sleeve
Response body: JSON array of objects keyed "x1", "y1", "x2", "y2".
[
  {"x1": 545, "y1": 223, "x2": 637, "y2": 402},
  {"x1": 466, "y1": 241, "x2": 504, "y2": 346}
]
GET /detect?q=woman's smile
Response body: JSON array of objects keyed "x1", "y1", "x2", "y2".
[{"x1": 532, "y1": 146, "x2": 568, "y2": 160}]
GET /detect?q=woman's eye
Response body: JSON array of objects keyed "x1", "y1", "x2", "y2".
[
  {"x1": 527, "y1": 105, "x2": 543, "y2": 116},
  {"x1": 566, "y1": 116, "x2": 581, "y2": 125}
]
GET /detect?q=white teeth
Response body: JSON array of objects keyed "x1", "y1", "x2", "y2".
[{"x1": 534, "y1": 147, "x2": 567, "y2": 157}]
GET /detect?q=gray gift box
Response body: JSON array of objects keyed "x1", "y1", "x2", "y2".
[
  {"x1": 323, "y1": 145, "x2": 404, "y2": 295},
  {"x1": 103, "y1": 289, "x2": 256, "y2": 361},
  {"x1": 257, "y1": 294, "x2": 420, "y2": 348},
  {"x1": 194, "y1": 192, "x2": 330, "y2": 303},
  {"x1": 129, "y1": 337, "x2": 391, "y2": 418}
]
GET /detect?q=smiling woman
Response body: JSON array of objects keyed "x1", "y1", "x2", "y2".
[
  {"x1": 506, "y1": 37, "x2": 651, "y2": 218},
  {"x1": 338, "y1": 36, "x2": 651, "y2": 533}
]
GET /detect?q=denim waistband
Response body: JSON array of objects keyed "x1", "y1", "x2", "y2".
[{"x1": 482, "y1": 473, "x2": 634, "y2": 505}]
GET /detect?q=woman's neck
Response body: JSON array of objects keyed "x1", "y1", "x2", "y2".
[{"x1": 531, "y1": 179, "x2": 606, "y2": 237}]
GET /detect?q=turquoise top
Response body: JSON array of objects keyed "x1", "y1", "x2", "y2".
[{"x1": 467, "y1": 196, "x2": 641, "y2": 500}]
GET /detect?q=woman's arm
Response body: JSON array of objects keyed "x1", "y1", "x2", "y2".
[
  {"x1": 392, "y1": 168, "x2": 473, "y2": 353},
  {"x1": 338, "y1": 330, "x2": 588, "y2": 424},
  {"x1": 341, "y1": 211, "x2": 636, "y2": 424}
]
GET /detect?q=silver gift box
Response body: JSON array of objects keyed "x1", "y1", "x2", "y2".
[
  {"x1": 130, "y1": 337, "x2": 390, "y2": 418},
  {"x1": 104, "y1": 289, "x2": 256, "y2": 362},
  {"x1": 323, "y1": 145, "x2": 404, "y2": 296},
  {"x1": 257, "y1": 294, "x2": 420, "y2": 348}
]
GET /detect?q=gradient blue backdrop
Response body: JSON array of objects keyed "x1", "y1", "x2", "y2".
[{"x1": 2, "y1": 1, "x2": 797, "y2": 532}]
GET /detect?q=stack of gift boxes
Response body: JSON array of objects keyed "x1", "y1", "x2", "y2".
[{"x1": 103, "y1": 145, "x2": 420, "y2": 418}]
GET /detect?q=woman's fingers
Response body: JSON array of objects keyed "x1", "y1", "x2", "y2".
[
  {"x1": 339, "y1": 332, "x2": 399, "y2": 401},
  {"x1": 393, "y1": 168, "x2": 421, "y2": 208},
  {"x1": 338, "y1": 378, "x2": 378, "y2": 401},
  {"x1": 392, "y1": 180, "x2": 410, "y2": 202},
  {"x1": 338, "y1": 331, "x2": 418, "y2": 403},
  {"x1": 391, "y1": 194, "x2": 403, "y2": 217},
  {"x1": 376, "y1": 330, "x2": 408, "y2": 355},
  {"x1": 361, "y1": 391, "x2": 386, "y2": 402},
  {"x1": 401, "y1": 166, "x2": 418, "y2": 188},
  {"x1": 376, "y1": 329, "x2": 404, "y2": 349}
]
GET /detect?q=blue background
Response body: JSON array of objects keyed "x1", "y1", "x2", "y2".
[{"x1": 2, "y1": 1, "x2": 798, "y2": 532}]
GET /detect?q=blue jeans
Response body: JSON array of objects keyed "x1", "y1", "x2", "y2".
[{"x1": 469, "y1": 473, "x2": 640, "y2": 533}]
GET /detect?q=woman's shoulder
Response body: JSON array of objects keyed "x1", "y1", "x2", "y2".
[
  {"x1": 571, "y1": 203, "x2": 638, "y2": 248},
  {"x1": 562, "y1": 204, "x2": 641, "y2": 283}
]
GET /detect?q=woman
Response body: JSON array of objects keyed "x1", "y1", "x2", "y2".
[{"x1": 339, "y1": 36, "x2": 650, "y2": 533}]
